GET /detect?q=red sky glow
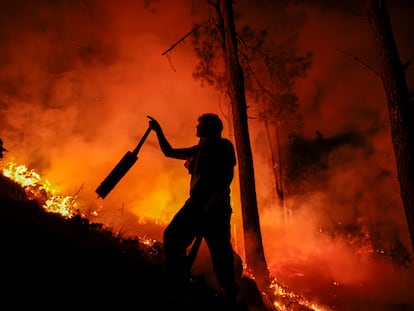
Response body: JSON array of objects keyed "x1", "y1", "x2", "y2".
[{"x1": 1, "y1": 1, "x2": 414, "y2": 309}]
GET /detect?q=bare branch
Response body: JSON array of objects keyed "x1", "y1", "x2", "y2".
[
  {"x1": 73, "y1": 183, "x2": 84, "y2": 197},
  {"x1": 161, "y1": 23, "x2": 207, "y2": 56},
  {"x1": 337, "y1": 48, "x2": 380, "y2": 77}
]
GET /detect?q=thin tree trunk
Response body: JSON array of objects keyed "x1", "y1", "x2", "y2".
[
  {"x1": 215, "y1": 0, "x2": 270, "y2": 287},
  {"x1": 367, "y1": 0, "x2": 414, "y2": 251},
  {"x1": 264, "y1": 120, "x2": 285, "y2": 213},
  {"x1": 264, "y1": 119, "x2": 289, "y2": 230}
]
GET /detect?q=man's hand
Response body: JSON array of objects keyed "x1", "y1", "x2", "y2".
[{"x1": 147, "y1": 115, "x2": 161, "y2": 132}]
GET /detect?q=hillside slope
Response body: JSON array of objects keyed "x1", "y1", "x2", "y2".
[
  {"x1": 0, "y1": 174, "x2": 273, "y2": 310},
  {"x1": 0, "y1": 175, "x2": 169, "y2": 308}
]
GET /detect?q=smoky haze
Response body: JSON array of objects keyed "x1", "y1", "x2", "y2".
[{"x1": 0, "y1": 0, "x2": 413, "y2": 309}]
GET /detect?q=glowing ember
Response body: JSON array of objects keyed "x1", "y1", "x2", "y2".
[
  {"x1": 2, "y1": 161, "x2": 78, "y2": 218},
  {"x1": 137, "y1": 235, "x2": 162, "y2": 259},
  {"x1": 269, "y1": 277, "x2": 333, "y2": 311},
  {"x1": 242, "y1": 266, "x2": 331, "y2": 310},
  {"x1": 137, "y1": 216, "x2": 166, "y2": 226}
]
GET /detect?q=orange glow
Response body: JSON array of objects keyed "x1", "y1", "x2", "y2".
[
  {"x1": 0, "y1": 159, "x2": 330, "y2": 310},
  {"x1": 269, "y1": 277, "x2": 332, "y2": 311},
  {"x1": 1, "y1": 1, "x2": 414, "y2": 310},
  {"x1": 2, "y1": 161, "x2": 79, "y2": 218}
]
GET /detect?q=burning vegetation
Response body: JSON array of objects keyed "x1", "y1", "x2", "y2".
[
  {"x1": 6, "y1": 157, "x2": 411, "y2": 310},
  {"x1": 0, "y1": 164, "x2": 166, "y2": 309},
  {"x1": 2, "y1": 161, "x2": 79, "y2": 217},
  {"x1": 0, "y1": 159, "x2": 337, "y2": 310}
]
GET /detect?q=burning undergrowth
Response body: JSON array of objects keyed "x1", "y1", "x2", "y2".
[
  {"x1": 0, "y1": 159, "x2": 164, "y2": 261},
  {"x1": 0, "y1": 160, "x2": 337, "y2": 310},
  {"x1": 2, "y1": 157, "x2": 413, "y2": 311}
]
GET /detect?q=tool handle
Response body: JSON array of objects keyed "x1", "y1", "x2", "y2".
[{"x1": 132, "y1": 126, "x2": 152, "y2": 156}]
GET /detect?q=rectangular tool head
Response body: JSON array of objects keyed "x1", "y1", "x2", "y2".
[{"x1": 96, "y1": 151, "x2": 138, "y2": 199}]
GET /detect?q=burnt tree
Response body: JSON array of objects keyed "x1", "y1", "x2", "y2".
[
  {"x1": 367, "y1": 0, "x2": 414, "y2": 251},
  {"x1": 210, "y1": 0, "x2": 271, "y2": 287}
]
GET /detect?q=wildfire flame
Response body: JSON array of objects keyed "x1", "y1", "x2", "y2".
[
  {"x1": 1, "y1": 161, "x2": 79, "y2": 218},
  {"x1": 242, "y1": 266, "x2": 332, "y2": 311},
  {"x1": 269, "y1": 277, "x2": 332, "y2": 311},
  {"x1": 1, "y1": 160, "x2": 333, "y2": 310}
]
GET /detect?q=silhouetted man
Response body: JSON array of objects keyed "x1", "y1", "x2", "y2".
[{"x1": 148, "y1": 114, "x2": 240, "y2": 308}]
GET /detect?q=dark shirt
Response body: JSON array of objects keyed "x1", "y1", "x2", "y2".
[{"x1": 185, "y1": 138, "x2": 236, "y2": 211}]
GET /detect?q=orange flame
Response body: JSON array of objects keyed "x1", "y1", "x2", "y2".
[
  {"x1": 2, "y1": 161, "x2": 79, "y2": 218},
  {"x1": 268, "y1": 276, "x2": 333, "y2": 311},
  {"x1": 242, "y1": 265, "x2": 332, "y2": 310}
]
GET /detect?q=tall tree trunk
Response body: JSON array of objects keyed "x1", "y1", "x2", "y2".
[
  {"x1": 213, "y1": 0, "x2": 270, "y2": 287},
  {"x1": 367, "y1": 0, "x2": 414, "y2": 251}
]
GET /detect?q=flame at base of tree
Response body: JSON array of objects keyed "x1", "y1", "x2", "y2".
[
  {"x1": 242, "y1": 266, "x2": 332, "y2": 311},
  {"x1": 269, "y1": 277, "x2": 332, "y2": 311}
]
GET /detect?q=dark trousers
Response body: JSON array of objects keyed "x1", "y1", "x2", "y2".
[{"x1": 163, "y1": 199, "x2": 239, "y2": 299}]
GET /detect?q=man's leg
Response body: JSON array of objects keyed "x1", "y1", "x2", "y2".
[
  {"x1": 163, "y1": 202, "x2": 199, "y2": 297},
  {"x1": 204, "y1": 212, "x2": 240, "y2": 305}
]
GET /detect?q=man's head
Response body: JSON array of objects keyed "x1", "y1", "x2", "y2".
[{"x1": 196, "y1": 113, "x2": 223, "y2": 139}]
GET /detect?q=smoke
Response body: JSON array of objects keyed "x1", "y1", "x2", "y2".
[
  {"x1": 0, "y1": 0, "x2": 220, "y2": 227},
  {"x1": 252, "y1": 1, "x2": 414, "y2": 308},
  {"x1": 1, "y1": 0, "x2": 414, "y2": 308}
]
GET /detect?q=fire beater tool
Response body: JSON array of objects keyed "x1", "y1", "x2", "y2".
[{"x1": 95, "y1": 126, "x2": 152, "y2": 199}]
